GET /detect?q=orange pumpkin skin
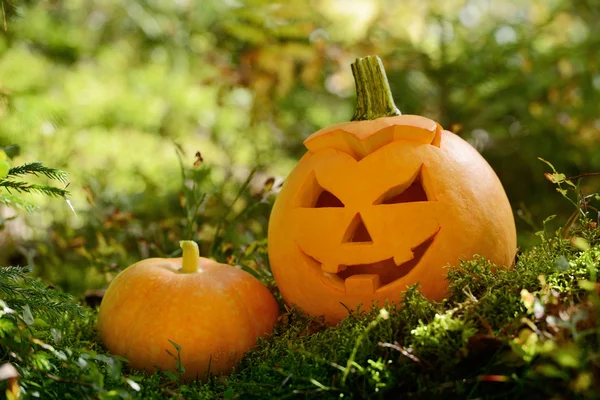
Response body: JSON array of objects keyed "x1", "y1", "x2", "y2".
[
  {"x1": 97, "y1": 255, "x2": 280, "y2": 379},
  {"x1": 268, "y1": 114, "x2": 516, "y2": 324}
]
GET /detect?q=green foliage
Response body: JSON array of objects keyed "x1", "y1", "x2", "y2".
[
  {"x1": 8, "y1": 162, "x2": 68, "y2": 182},
  {"x1": 27, "y1": 145, "x2": 276, "y2": 295},
  {"x1": 0, "y1": 266, "x2": 137, "y2": 399},
  {"x1": 0, "y1": 157, "x2": 68, "y2": 212},
  {"x1": 0, "y1": 266, "x2": 80, "y2": 319},
  {"x1": 2, "y1": 0, "x2": 599, "y2": 253}
]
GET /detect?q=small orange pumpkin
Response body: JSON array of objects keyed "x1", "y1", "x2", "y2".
[
  {"x1": 268, "y1": 56, "x2": 516, "y2": 324},
  {"x1": 98, "y1": 241, "x2": 280, "y2": 379}
]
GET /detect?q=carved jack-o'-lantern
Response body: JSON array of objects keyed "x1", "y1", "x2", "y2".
[{"x1": 268, "y1": 56, "x2": 516, "y2": 324}]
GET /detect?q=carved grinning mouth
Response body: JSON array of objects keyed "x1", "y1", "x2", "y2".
[{"x1": 299, "y1": 229, "x2": 439, "y2": 294}]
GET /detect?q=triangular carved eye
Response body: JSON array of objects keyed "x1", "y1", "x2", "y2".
[
  {"x1": 315, "y1": 190, "x2": 344, "y2": 208},
  {"x1": 295, "y1": 171, "x2": 345, "y2": 208},
  {"x1": 374, "y1": 166, "x2": 430, "y2": 205}
]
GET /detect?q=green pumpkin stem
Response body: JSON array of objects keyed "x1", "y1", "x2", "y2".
[
  {"x1": 180, "y1": 240, "x2": 200, "y2": 273},
  {"x1": 351, "y1": 56, "x2": 401, "y2": 121}
]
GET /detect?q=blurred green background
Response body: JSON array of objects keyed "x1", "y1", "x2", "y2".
[{"x1": 1, "y1": 0, "x2": 599, "y2": 296}]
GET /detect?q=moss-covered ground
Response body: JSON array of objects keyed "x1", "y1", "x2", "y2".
[{"x1": 2, "y1": 218, "x2": 599, "y2": 399}]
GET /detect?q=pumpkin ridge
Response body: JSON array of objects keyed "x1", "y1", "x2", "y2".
[
  {"x1": 225, "y1": 274, "x2": 267, "y2": 344},
  {"x1": 305, "y1": 117, "x2": 443, "y2": 161}
]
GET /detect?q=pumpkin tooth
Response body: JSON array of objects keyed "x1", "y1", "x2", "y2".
[
  {"x1": 344, "y1": 274, "x2": 381, "y2": 294},
  {"x1": 393, "y1": 253, "x2": 414, "y2": 267},
  {"x1": 321, "y1": 263, "x2": 343, "y2": 273}
]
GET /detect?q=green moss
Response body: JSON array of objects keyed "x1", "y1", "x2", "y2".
[{"x1": 3, "y1": 222, "x2": 599, "y2": 399}]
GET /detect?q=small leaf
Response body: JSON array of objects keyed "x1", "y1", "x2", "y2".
[
  {"x1": 168, "y1": 339, "x2": 181, "y2": 352},
  {"x1": 77, "y1": 357, "x2": 88, "y2": 369},
  {"x1": 572, "y1": 372, "x2": 593, "y2": 392},
  {"x1": 223, "y1": 388, "x2": 235, "y2": 399},
  {"x1": 545, "y1": 172, "x2": 567, "y2": 184},
  {"x1": 163, "y1": 370, "x2": 178, "y2": 381},
  {"x1": 543, "y1": 215, "x2": 556, "y2": 224},
  {"x1": 578, "y1": 280, "x2": 596, "y2": 291},
  {"x1": 22, "y1": 305, "x2": 34, "y2": 325},
  {"x1": 538, "y1": 157, "x2": 557, "y2": 171},
  {"x1": 520, "y1": 289, "x2": 534, "y2": 311},
  {"x1": 51, "y1": 328, "x2": 62, "y2": 344},
  {"x1": 1, "y1": 145, "x2": 20, "y2": 159},
  {"x1": 571, "y1": 237, "x2": 590, "y2": 251},
  {"x1": 533, "y1": 300, "x2": 544, "y2": 319},
  {"x1": 536, "y1": 363, "x2": 568, "y2": 379},
  {"x1": 263, "y1": 177, "x2": 275, "y2": 192},
  {"x1": 193, "y1": 151, "x2": 203, "y2": 168},
  {"x1": 245, "y1": 242, "x2": 258, "y2": 256},
  {"x1": 94, "y1": 354, "x2": 113, "y2": 363},
  {"x1": 554, "y1": 255, "x2": 570, "y2": 271},
  {"x1": 554, "y1": 347, "x2": 580, "y2": 368},
  {"x1": 125, "y1": 378, "x2": 141, "y2": 391}
]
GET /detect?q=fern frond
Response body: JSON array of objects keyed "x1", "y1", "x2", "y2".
[
  {"x1": 0, "y1": 266, "x2": 83, "y2": 319},
  {"x1": 0, "y1": 180, "x2": 69, "y2": 197},
  {"x1": 7, "y1": 162, "x2": 68, "y2": 183},
  {"x1": 0, "y1": 193, "x2": 38, "y2": 211}
]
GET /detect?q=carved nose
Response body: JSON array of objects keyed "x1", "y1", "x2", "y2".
[{"x1": 343, "y1": 213, "x2": 373, "y2": 243}]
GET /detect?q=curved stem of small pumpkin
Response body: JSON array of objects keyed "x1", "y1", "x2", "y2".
[
  {"x1": 180, "y1": 240, "x2": 200, "y2": 273},
  {"x1": 351, "y1": 56, "x2": 401, "y2": 121}
]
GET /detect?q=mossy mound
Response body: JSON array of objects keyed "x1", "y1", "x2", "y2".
[{"x1": 1, "y1": 222, "x2": 599, "y2": 399}]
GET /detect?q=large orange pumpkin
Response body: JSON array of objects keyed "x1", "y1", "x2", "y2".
[
  {"x1": 98, "y1": 241, "x2": 280, "y2": 379},
  {"x1": 268, "y1": 56, "x2": 516, "y2": 324}
]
